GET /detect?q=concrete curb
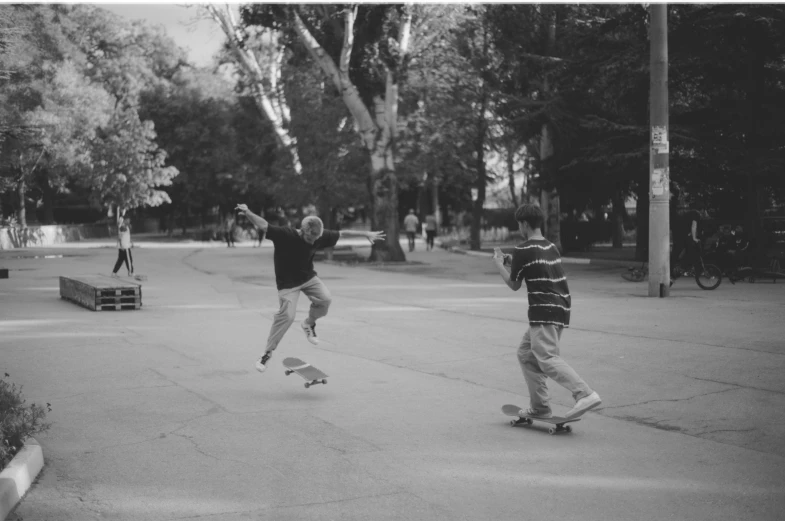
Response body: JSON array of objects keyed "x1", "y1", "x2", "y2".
[
  {"x1": 442, "y1": 244, "x2": 633, "y2": 267},
  {"x1": 0, "y1": 438, "x2": 44, "y2": 521}
]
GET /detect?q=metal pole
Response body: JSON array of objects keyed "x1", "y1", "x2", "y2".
[{"x1": 648, "y1": 4, "x2": 671, "y2": 297}]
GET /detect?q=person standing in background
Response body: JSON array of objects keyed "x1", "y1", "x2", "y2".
[
  {"x1": 403, "y1": 209, "x2": 419, "y2": 252},
  {"x1": 425, "y1": 213, "x2": 438, "y2": 251},
  {"x1": 111, "y1": 218, "x2": 134, "y2": 277}
]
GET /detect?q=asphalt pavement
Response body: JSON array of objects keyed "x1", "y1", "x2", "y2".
[{"x1": 1, "y1": 236, "x2": 784, "y2": 521}]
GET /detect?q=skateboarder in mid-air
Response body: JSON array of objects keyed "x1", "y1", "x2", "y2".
[
  {"x1": 493, "y1": 204, "x2": 602, "y2": 420},
  {"x1": 234, "y1": 204, "x2": 385, "y2": 372}
]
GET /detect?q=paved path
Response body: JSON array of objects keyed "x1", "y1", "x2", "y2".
[{"x1": 1, "y1": 239, "x2": 784, "y2": 520}]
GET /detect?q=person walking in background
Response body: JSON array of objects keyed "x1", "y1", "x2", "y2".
[
  {"x1": 234, "y1": 203, "x2": 386, "y2": 373},
  {"x1": 425, "y1": 212, "x2": 438, "y2": 251},
  {"x1": 493, "y1": 204, "x2": 602, "y2": 420},
  {"x1": 225, "y1": 215, "x2": 236, "y2": 247},
  {"x1": 403, "y1": 209, "x2": 419, "y2": 252},
  {"x1": 111, "y1": 219, "x2": 134, "y2": 277}
]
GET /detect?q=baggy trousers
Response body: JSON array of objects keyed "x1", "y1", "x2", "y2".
[
  {"x1": 516, "y1": 324, "x2": 593, "y2": 414},
  {"x1": 265, "y1": 276, "x2": 331, "y2": 353},
  {"x1": 112, "y1": 248, "x2": 133, "y2": 274}
]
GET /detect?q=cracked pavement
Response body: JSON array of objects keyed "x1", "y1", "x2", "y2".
[{"x1": 1, "y1": 240, "x2": 784, "y2": 520}]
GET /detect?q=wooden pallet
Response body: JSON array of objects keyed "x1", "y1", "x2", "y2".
[{"x1": 59, "y1": 276, "x2": 142, "y2": 311}]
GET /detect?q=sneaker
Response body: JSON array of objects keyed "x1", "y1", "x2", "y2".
[
  {"x1": 301, "y1": 320, "x2": 319, "y2": 345},
  {"x1": 565, "y1": 391, "x2": 602, "y2": 419},
  {"x1": 518, "y1": 407, "x2": 553, "y2": 419},
  {"x1": 255, "y1": 351, "x2": 273, "y2": 373},
  {"x1": 110, "y1": 272, "x2": 119, "y2": 278}
]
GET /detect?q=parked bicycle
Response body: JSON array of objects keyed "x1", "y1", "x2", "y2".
[{"x1": 621, "y1": 247, "x2": 721, "y2": 290}]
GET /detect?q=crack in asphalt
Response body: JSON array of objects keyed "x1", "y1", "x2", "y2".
[
  {"x1": 55, "y1": 383, "x2": 177, "y2": 402},
  {"x1": 601, "y1": 386, "x2": 741, "y2": 410},
  {"x1": 693, "y1": 427, "x2": 758, "y2": 436}
]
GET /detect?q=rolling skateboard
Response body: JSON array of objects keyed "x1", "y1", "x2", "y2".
[
  {"x1": 283, "y1": 357, "x2": 328, "y2": 389},
  {"x1": 502, "y1": 404, "x2": 580, "y2": 435}
]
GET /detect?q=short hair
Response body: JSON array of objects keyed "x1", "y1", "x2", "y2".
[
  {"x1": 514, "y1": 204, "x2": 544, "y2": 230},
  {"x1": 301, "y1": 216, "x2": 324, "y2": 236}
]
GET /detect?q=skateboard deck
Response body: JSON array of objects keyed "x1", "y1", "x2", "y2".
[
  {"x1": 283, "y1": 357, "x2": 328, "y2": 389},
  {"x1": 502, "y1": 404, "x2": 580, "y2": 435}
]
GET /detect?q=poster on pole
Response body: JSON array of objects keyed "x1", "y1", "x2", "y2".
[
  {"x1": 651, "y1": 125, "x2": 669, "y2": 154},
  {"x1": 651, "y1": 167, "x2": 669, "y2": 196}
]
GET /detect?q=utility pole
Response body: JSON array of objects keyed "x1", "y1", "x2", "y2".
[{"x1": 648, "y1": 4, "x2": 670, "y2": 297}]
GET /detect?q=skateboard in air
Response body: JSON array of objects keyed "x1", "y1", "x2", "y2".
[
  {"x1": 283, "y1": 357, "x2": 328, "y2": 389},
  {"x1": 502, "y1": 404, "x2": 580, "y2": 435}
]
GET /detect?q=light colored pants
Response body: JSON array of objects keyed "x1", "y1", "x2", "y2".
[
  {"x1": 265, "y1": 276, "x2": 332, "y2": 353},
  {"x1": 516, "y1": 324, "x2": 592, "y2": 414}
]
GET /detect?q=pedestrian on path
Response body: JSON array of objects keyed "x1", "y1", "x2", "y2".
[
  {"x1": 425, "y1": 213, "x2": 438, "y2": 251},
  {"x1": 111, "y1": 220, "x2": 134, "y2": 277},
  {"x1": 224, "y1": 215, "x2": 236, "y2": 248},
  {"x1": 235, "y1": 203, "x2": 386, "y2": 372},
  {"x1": 403, "y1": 209, "x2": 419, "y2": 252},
  {"x1": 493, "y1": 204, "x2": 602, "y2": 420}
]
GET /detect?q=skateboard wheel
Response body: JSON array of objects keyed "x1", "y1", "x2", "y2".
[
  {"x1": 565, "y1": 426, "x2": 572, "y2": 433},
  {"x1": 526, "y1": 418, "x2": 533, "y2": 425},
  {"x1": 285, "y1": 370, "x2": 293, "y2": 376},
  {"x1": 548, "y1": 428, "x2": 556, "y2": 435},
  {"x1": 321, "y1": 379, "x2": 327, "y2": 385},
  {"x1": 510, "y1": 420, "x2": 517, "y2": 427},
  {"x1": 304, "y1": 383, "x2": 310, "y2": 389}
]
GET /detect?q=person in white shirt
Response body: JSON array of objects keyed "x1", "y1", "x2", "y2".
[
  {"x1": 111, "y1": 220, "x2": 134, "y2": 277},
  {"x1": 403, "y1": 209, "x2": 419, "y2": 252}
]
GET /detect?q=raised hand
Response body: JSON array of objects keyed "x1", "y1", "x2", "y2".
[
  {"x1": 367, "y1": 231, "x2": 386, "y2": 243},
  {"x1": 235, "y1": 203, "x2": 249, "y2": 214}
]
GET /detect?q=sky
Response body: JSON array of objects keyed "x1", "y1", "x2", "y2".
[{"x1": 98, "y1": 3, "x2": 227, "y2": 67}]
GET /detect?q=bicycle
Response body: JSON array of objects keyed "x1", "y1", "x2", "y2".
[{"x1": 671, "y1": 243, "x2": 722, "y2": 290}]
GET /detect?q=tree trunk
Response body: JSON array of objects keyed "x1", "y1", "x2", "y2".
[
  {"x1": 369, "y1": 147, "x2": 405, "y2": 261},
  {"x1": 205, "y1": 4, "x2": 301, "y2": 174},
  {"x1": 289, "y1": 7, "x2": 409, "y2": 262},
  {"x1": 431, "y1": 174, "x2": 440, "y2": 228},
  {"x1": 469, "y1": 136, "x2": 487, "y2": 251},
  {"x1": 41, "y1": 173, "x2": 55, "y2": 224},
  {"x1": 539, "y1": 6, "x2": 561, "y2": 251},
  {"x1": 746, "y1": 54, "x2": 765, "y2": 264},
  {"x1": 507, "y1": 141, "x2": 518, "y2": 208},
  {"x1": 611, "y1": 190, "x2": 625, "y2": 249},
  {"x1": 17, "y1": 178, "x2": 26, "y2": 227}
]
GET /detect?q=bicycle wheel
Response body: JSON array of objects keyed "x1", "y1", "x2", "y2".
[
  {"x1": 695, "y1": 264, "x2": 722, "y2": 290},
  {"x1": 622, "y1": 268, "x2": 647, "y2": 282}
]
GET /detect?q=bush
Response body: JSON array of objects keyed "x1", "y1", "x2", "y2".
[{"x1": 0, "y1": 373, "x2": 51, "y2": 468}]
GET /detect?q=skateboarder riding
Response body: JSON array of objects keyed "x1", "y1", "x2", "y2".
[
  {"x1": 493, "y1": 204, "x2": 602, "y2": 420},
  {"x1": 234, "y1": 204, "x2": 385, "y2": 372}
]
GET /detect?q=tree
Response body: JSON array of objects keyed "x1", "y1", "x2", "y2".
[
  {"x1": 205, "y1": 4, "x2": 302, "y2": 175},
  {"x1": 86, "y1": 108, "x2": 178, "y2": 222},
  {"x1": 24, "y1": 61, "x2": 114, "y2": 223},
  {"x1": 208, "y1": 4, "x2": 421, "y2": 260},
  {"x1": 668, "y1": 4, "x2": 785, "y2": 259}
]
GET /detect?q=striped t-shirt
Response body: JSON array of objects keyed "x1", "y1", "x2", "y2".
[{"x1": 510, "y1": 238, "x2": 571, "y2": 327}]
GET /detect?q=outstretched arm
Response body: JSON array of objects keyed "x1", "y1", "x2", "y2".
[
  {"x1": 235, "y1": 204, "x2": 268, "y2": 232},
  {"x1": 493, "y1": 248, "x2": 522, "y2": 291},
  {"x1": 339, "y1": 229, "x2": 386, "y2": 244}
]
